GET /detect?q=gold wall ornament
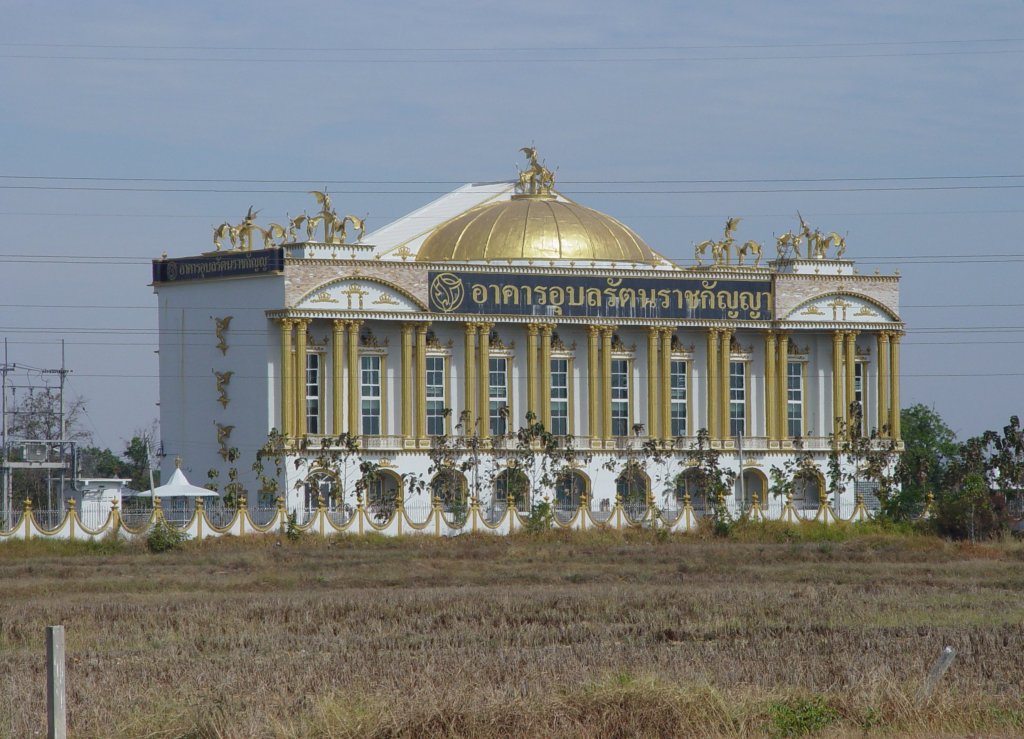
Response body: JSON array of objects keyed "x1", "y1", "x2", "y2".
[
  {"x1": 213, "y1": 316, "x2": 233, "y2": 354},
  {"x1": 341, "y1": 283, "x2": 369, "y2": 309},
  {"x1": 215, "y1": 423, "x2": 234, "y2": 459},
  {"x1": 311, "y1": 291, "x2": 338, "y2": 304},
  {"x1": 828, "y1": 298, "x2": 851, "y2": 321},
  {"x1": 514, "y1": 147, "x2": 556, "y2": 197},
  {"x1": 372, "y1": 293, "x2": 399, "y2": 305},
  {"x1": 213, "y1": 370, "x2": 234, "y2": 408}
]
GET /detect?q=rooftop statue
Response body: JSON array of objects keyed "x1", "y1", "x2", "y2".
[
  {"x1": 515, "y1": 146, "x2": 556, "y2": 197},
  {"x1": 212, "y1": 206, "x2": 289, "y2": 252},
  {"x1": 292, "y1": 191, "x2": 367, "y2": 244},
  {"x1": 693, "y1": 217, "x2": 761, "y2": 268},
  {"x1": 775, "y1": 213, "x2": 848, "y2": 260}
]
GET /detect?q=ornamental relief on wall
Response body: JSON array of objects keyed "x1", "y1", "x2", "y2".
[{"x1": 786, "y1": 294, "x2": 899, "y2": 324}]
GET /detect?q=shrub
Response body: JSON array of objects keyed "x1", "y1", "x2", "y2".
[
  {"x1": 767, "y1": 695, "x2": 840, "y2": 737},
  {"x1": 146, "y1": 519, "x2": 188, "y2": 553},
  {"x1": 285, "y1": 512, "x2": 303, "y2": 542},
  {"x1": 523, "y1": 500, "x2": 553, "y2": 534}
]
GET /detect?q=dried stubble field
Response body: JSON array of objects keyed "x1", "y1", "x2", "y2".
[{"x1": 1, "y1": 527, "x2": 1023, "y2": 738}]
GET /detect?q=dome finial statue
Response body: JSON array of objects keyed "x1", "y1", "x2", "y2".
[{"x1": 515, "y1": 146, "x2": 556, "y2": 197}]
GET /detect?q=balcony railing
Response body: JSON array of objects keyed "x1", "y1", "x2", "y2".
[{"x1": 292, "y1": 434, "x2": 901, "y2": 454}]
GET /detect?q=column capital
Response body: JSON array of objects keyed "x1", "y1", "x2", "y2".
[
  {"x1": 415, "y1": 322, "x2": 429, "y2": 334},
  {"x1": 332, "y1": 319, "x2": 346, "y2": 330},
  {"x1": 464, "y1": 321, "x2": 479, "y2": 333},
  {"x1": 527, "y1": 323, "x2": 539, "y2": 336},
  {"x1": 539, "y1": 323, "x2": 554, "y2": 336},
  {"x1": 279, "y1": 316, "x2": 294, "y2": 327}
]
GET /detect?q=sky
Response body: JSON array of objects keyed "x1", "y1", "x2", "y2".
[{"x1": 1, "y1": 0, "x2": 1022, "y2": 452}]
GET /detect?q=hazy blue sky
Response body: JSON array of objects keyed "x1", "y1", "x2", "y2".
[{"x1": 1, "y1": 1, "x2": 1021, "y2": 451}]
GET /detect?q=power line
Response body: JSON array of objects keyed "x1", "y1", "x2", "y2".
[
  {"x1": 3, "y1": 184, "x2": 1023, "y2": 194},
  {"x1": 4, "y1": 301, "x2": 1024, "y2": 311},
  {"x1": 2, "y1": 49, "x2": 1022, "y2": 63},
  {"x1": 2, "y1": 174, "x2": 1020, "y2": 184},
  {"x1": 3, "y1": 37, "x2": 1021, "y2": 52}
]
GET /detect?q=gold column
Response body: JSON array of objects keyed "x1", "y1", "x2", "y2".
[
  {"x1": 293, "y1": 319, "x2": 309, "y2": 436},
  {"x1": 332, "y1": 320, "x2": 345, "y2": 436},
  {"x1": 526, "y1": 324, "x2": 539, "y2": 421},
  {"x1": 587, "y1": 325, "x2": 600, "y2": 440},
  {"x1": 660, "y1": 328, "x2": 673, "y2": 440},
  {"x1": 478, "y1": 323, "x2": 491, "y2": 439},
  {"x1": 719, "y1": 329, "x2": 733, "y2": 438},
  {"x1": 707, "y1": 329, "x2": 719, "y2": 439},
  {"x1": 415, "y1": 323, "x2": 428, "y2": 441},
  {"x1": 539, "y1": 324, "x2": 553, "y2": 430},
  {"x1": 346, "y1": 320, "x2": 362, "y2": 435},
  {"x1": 279, "y1": 318, "x2": 294, "y2": 437},
  {"x1": 890, "y1": 332, "x2": 902, "y2": 440},
  {"x1": 845, "y1": 331, "x2": 858, "y2": 431},
  {"x1": 401, "y1": 323, "x2": 414, "y2": 440},
  {"x1": 463, "y1": 322, "x2": 477, "y2": 430},
  {"x1": 877, "y1": 332, "x2": 890, "y2": 437},
  {"x1": 646, "y1": 327, "x2": 659, "y2": 439},
  {"x1": 601, "y1": 327, "x2": 614, "y2": 440},
  {"x1": 776, "y1": 333, "x2": 789, "y2": 439},
  {"x1": 764, "y1": 331, "x2": 777, "y2": 441},
  {"x1": 832, "y1": 331, "x2": 844, "y2": 438}
]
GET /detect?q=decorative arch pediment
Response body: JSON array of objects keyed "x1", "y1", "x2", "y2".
[
  {"x1": 783, "y1": 291, "x2": 900, "y2": 323},
  {"x1": 294, "y1": 276, "x2": 427, "y2": 311}
]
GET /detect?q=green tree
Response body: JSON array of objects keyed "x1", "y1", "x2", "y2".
[
  {"x1": 681, "y1": 428, "x2": 736, "y2": 533},
  {"x1": 893, "y1": 404, "x2": 958, "y2": 519},
  {"x1": 77, "y1": 446, "x2": 127, "y2": 478}
]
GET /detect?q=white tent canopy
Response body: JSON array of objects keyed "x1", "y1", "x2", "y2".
[{"x1": 125, "y1": 459, "x2": 218, "y2": 498}]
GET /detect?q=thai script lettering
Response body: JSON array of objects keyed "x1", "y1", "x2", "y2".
[{"x1": 431, "y1": 272, "x2": 772, "y2": 321}]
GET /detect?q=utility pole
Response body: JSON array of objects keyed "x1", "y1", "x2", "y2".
[{"x1": 1, "y1": 338, "x2": 11, "y2": 524}]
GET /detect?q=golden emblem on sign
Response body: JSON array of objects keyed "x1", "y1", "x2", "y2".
[{"x1": 430, "y1": 272, "x2": 465, "y2": 313}]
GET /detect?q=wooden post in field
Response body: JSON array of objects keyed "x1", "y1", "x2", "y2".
[{"x1": 46, "y1": 625, "x2": 67, "y2": 739}]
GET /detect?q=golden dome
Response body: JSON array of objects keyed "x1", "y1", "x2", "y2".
[{"x1": 416, "y1": 194, "x2": 664, "y2": 264}]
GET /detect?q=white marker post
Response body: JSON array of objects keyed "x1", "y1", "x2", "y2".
[{"x1": 46, "y1": 625, "x2": 66, "y2": 739}]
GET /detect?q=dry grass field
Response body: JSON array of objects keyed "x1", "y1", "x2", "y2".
[{"x1": 1, "y1": 525, "x2": 1023, "y2": 738}]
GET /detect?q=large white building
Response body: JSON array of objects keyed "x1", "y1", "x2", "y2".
[{"x1": 153, "y1": 152, "x2": 903, "y2": 523}]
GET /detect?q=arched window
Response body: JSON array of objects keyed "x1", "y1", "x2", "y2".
[
  {"x1": 366, "y1": 470, "x2": 402, "y2": 522},
  {"x1": 615, "y1": 462, "x2": 649, "y2": 504},
  {"x1": 554, "y1": 470, "x2": 588, "y2": 510},
  {"x1": 430, "y1": 469, "x2": 467, "y2": 507},
  {"x1": 494, "y1": 467, "x2": 529, "y2": 508},
  {"x1": 735, "y1": 469, "x2": 767, "y2": 509},
  {"x1": 675, "y1": 468, "x2": 709, "y2": 516},
  {"x1": 303, "y1": 469, "x2": 338, "y2": 511},
  {"x1": 794, "y1": 473, "x2": 824, "y2": 510}
]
